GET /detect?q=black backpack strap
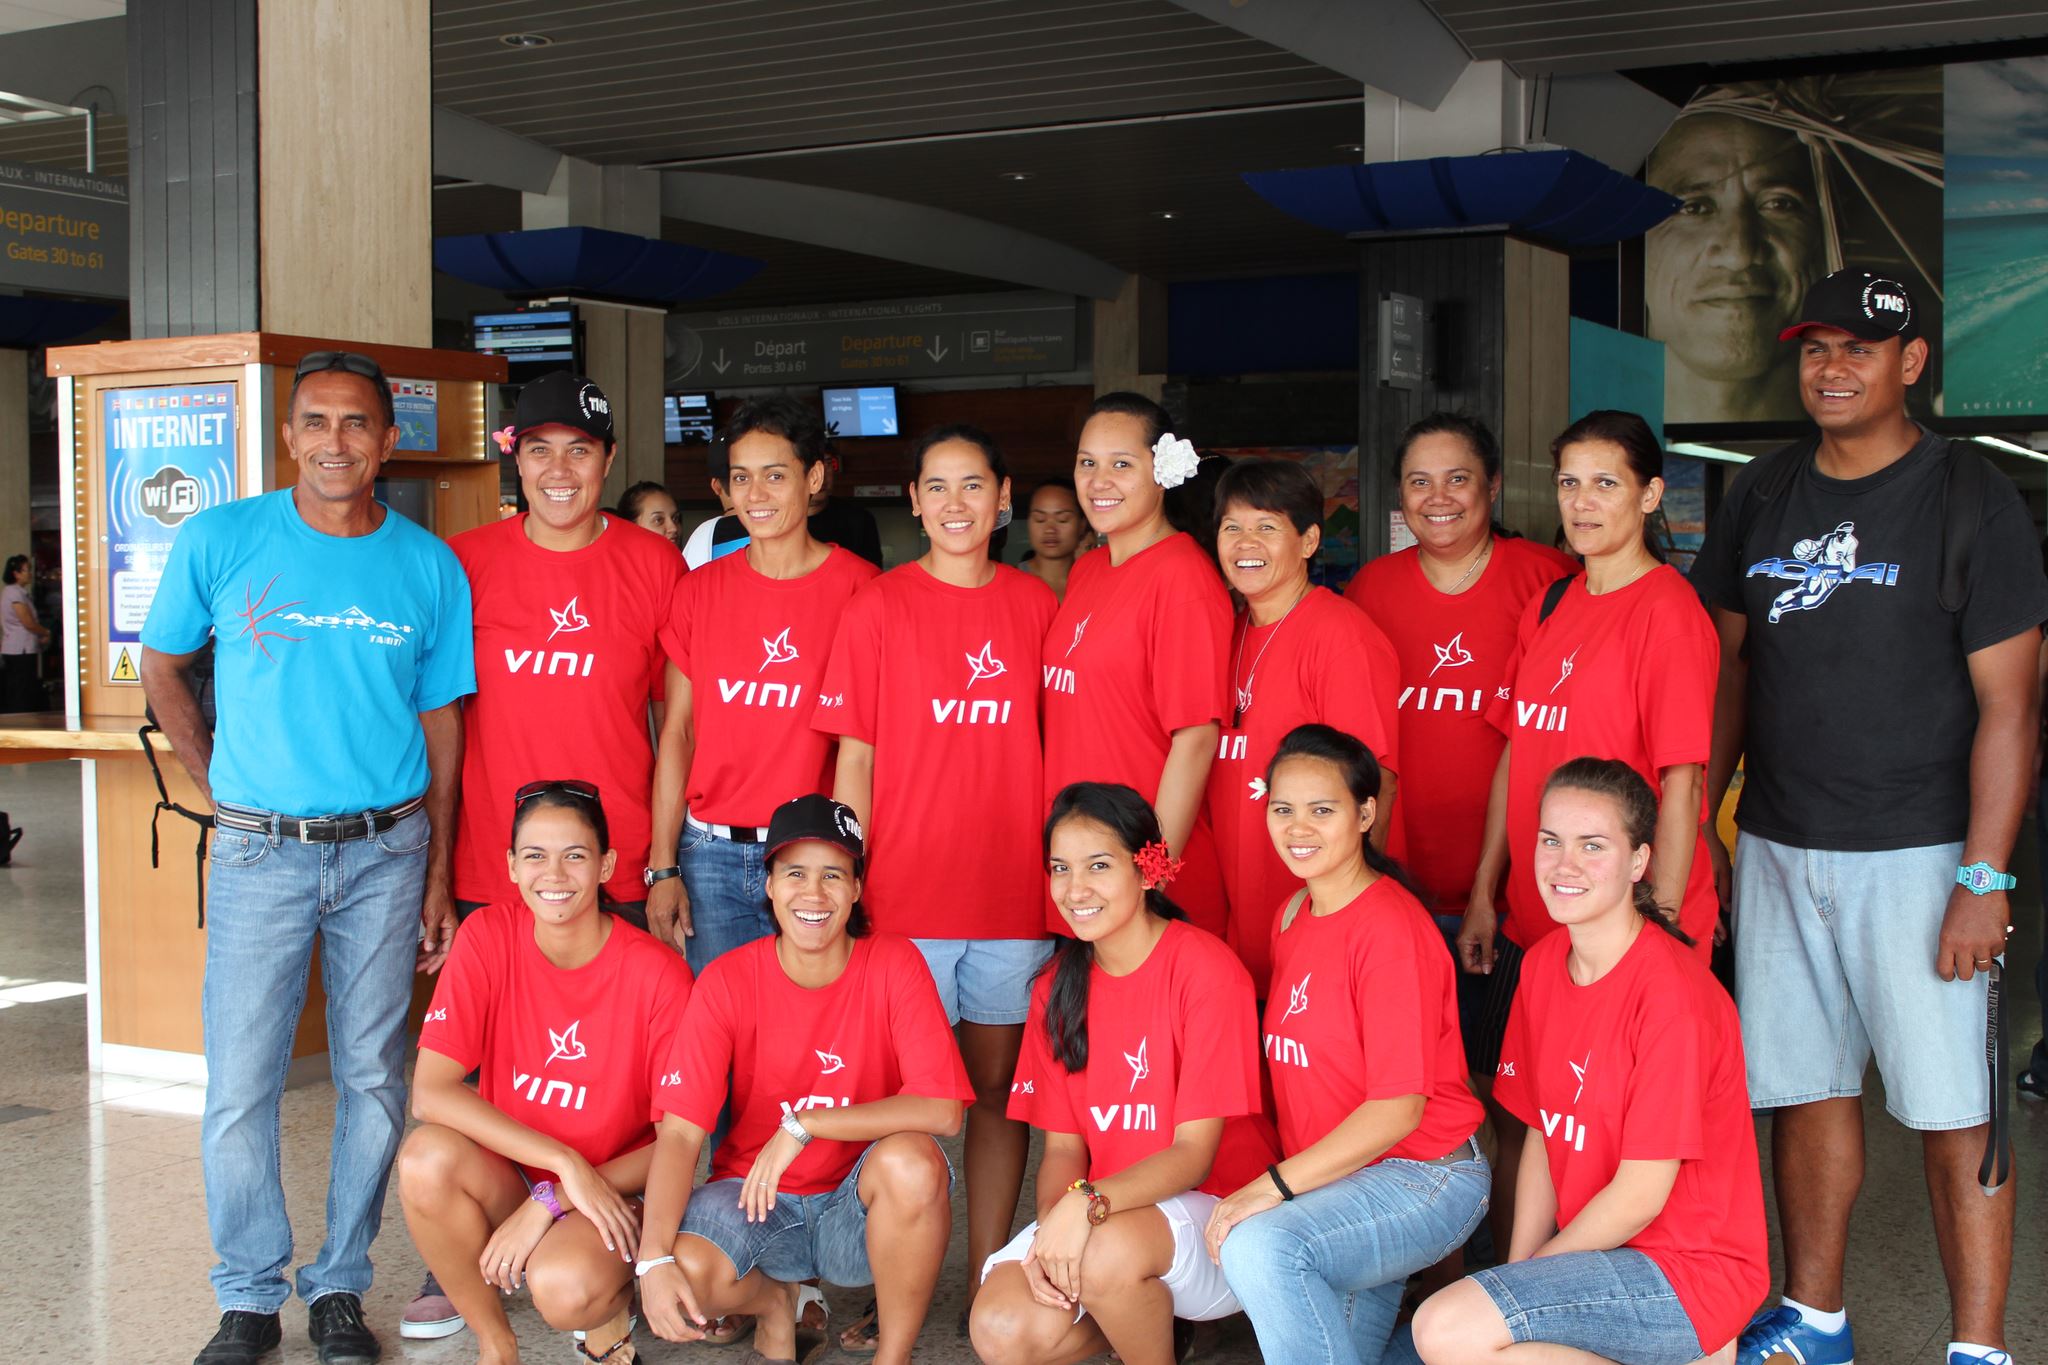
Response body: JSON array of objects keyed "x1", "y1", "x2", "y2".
[
  {"x1": 138, "y1": 720, "x2": 214, "y2": 928},
  {"x1": 1732, "y1": 437, "x2": 1817, "y2": 557},
  {"x1": 1938, "y1": 439, "x2": 1989, "y2": 615},
  {"x1": 1537, "y1": 575, "x2": 1572, "y2": 624}
]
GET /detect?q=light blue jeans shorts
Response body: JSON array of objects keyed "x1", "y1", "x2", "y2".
[
  {"x1": 1469, "y1": 1249, "x2": 1704, "y2": 1365},
  {"x1": 912, "y1": 937, "x2": 1055, "y2": 1026},
  {"x1": 1733, "y1": 833, "x2": 1990, "y2": 1129}
]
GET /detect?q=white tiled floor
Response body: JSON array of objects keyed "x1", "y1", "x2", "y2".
[{"x1": 1, "y1": 757, "x2": 2042, "y2": 1363}]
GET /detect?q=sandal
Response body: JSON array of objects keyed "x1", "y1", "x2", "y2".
[
  {"x1": 575, "y1": 1325, "x2": 637, "y2": 1364},
  {"x1": 703, "y1": 1314, "x2": 757, "y2": 1346},
  {"x1": 833, "y1": 1296, "x2": 878, "y2": 1356}
]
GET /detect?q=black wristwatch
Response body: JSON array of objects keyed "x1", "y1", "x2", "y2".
[{"x1": 643, "y1": 864, "x2": 682, "y2": 888}]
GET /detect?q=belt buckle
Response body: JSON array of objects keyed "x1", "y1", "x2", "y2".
[{"x1": 298, "y1": 817, "x2": 336, "y2": 844}]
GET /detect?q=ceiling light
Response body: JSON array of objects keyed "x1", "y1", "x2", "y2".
[
  {"x1": 1973, "y1": 434, "x2": 2048, "y2": 464},
  {"x1": 1669, "y1": 441, "x2": 1753, "y2": 465},
  {"x1": 998, "y1": 170, "x2": 1035, "y2": 183},
  {"x1": 1153, "y1": 210, "x2": 1180, "y2": 220},
  {"x1": 499, "y1": 33, "x2": 552, "y2": 48}
]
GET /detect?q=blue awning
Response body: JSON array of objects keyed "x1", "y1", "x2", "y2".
[
  {"x1": 433, "y1": 227, "x2": 762, "y2": 304},
  {"x1": 1243, "y1": 150, "x2": 1680, "y2": 248}
]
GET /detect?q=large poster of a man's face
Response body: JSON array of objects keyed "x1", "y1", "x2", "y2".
[{"x1": 1645, "y1": 72, "x2": 1943, "y2": 427}]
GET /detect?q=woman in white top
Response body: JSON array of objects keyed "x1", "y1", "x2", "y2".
[{"x1": 1, "y1": 554, "x2": 49, "y2": 713}]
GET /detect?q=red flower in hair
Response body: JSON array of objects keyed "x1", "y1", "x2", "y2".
[
  {"x1": 492, "y1": 424, "x2": 517, "y2": 455},
  {"x1": 1133, "y1": 840, "x2": 1183, "y2": 888}
]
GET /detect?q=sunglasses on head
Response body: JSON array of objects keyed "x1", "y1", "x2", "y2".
[
  {"x1": 513, "y1": 779, "x2": 602, "y2": 810},
  {"x1": 294, "y1": 350, "x2": 386, "y2": 383}
]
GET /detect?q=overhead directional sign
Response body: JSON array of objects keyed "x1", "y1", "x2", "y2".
[
  {"x1": 0, "y1": 160, "x2": 126, "y2": 299},
  {"x1": 668, "y1": 290, "x2": 1078, "y2": 386}
]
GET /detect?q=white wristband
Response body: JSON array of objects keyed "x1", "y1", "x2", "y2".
[{"x1": 634, "y1": 1254, "x2": 676, "y2": 1278}]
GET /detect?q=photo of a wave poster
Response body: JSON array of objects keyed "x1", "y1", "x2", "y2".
[{"x1": 1945, "y1": 57, "x2": 2048, "y2": 418}]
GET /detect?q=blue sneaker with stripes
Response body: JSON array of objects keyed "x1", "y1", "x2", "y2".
[
  {"x1": 1739, "y1": 1304, "x2": 1856, "y2": 1364},
  {"x1": 1948, "y1": 1353, "x2": 2012, "y2": 1365}
]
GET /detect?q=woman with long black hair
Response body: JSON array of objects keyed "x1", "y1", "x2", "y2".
[
  {"x1": 1041, "y1": 393, "x2": 1233, "y2": 936},
  {"x1": 1413, "y1": 759, "x2": 1766, "y2": 1365},
  {"x1": 970, "y1": 782, "x2": 1273, "y2": 1365},
  {"x1": 1205, "y1": 724, "x2": 1488, "y2": 1365},
  {"x1": 399, "y1": 780, "x2": 694, "y2": 1365}
]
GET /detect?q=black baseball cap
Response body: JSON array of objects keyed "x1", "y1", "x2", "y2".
[
  {"x1": 1779, "y1": 269, "x2": 1919, "y2": 344},
  {"x1": 765, "y1": 793, "x2": 865, "y2": 868},
  {"x1": 510, "y1": 371, "x2": 614, "y2": 448}
]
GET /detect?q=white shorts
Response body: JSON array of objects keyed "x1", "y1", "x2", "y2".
[{"x1": 979, "y1": 1191, "x2": 1239, "y2": 1322}]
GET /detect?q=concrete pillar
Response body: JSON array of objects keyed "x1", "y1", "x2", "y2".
[
  {"x1": 576, "y1": 299, "x2": 668, "y2": 506},
  {"x1": 1093, "y1": 275, "x2": 1167, "y2": 401},
  {"x1": 0, "y1": 349, "x2": 26, "y2": 566},
  {"x1": 256, "y1": 0, "x2": 432, "y2": 346}
]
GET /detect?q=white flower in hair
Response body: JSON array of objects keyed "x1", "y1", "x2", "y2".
[{"x1": 1151, "y1": 432, "x2": 1200, "y2": 490}]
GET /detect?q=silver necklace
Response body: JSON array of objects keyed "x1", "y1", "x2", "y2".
[
  {"x1": 1232, "y1": 586, "x2": 1310, "y2": 726},
  {"x1": 1432, "y1": 536, "x2": 1491, "y2": 595}
]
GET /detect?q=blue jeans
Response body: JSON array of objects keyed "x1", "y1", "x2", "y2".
[
  {"x1": 1220, "y1": 1150, "x2": 1489, "y2": 1365},
  {"x1": 678, "y1": 822, "x2": 771, "y2": 977},
  {"x1": 201, "y1": 806, "x2": 430, "y2": 1313},
  {"x1": 1468, "y1": 1249, "x2": 1703, "y2": 1364}
]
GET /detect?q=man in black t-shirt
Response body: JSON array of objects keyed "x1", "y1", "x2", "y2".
[{"x1": 1692, "y1": 271, "x2": 2046, "y2": 1365}]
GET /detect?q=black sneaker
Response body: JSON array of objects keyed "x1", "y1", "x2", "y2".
[
  {"x1": 2020, "y1": 1063, "x2": 2048, "y2": 1101},
  {"x1": 308, "y1": 1293, "x2": 381, "y2": 1365},
  {"x1": 193, "y1": 1311, "x2": 281, "y2": 1365}
]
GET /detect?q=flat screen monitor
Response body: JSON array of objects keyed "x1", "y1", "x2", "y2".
[
  {"x1": 665, "y1": 390, "x2": 716, "y2": 445},
  {"x1": 821, "y1": 385, "x2": 899, "y2": 439},
  {"x1": 472, "y1": 306, "x2": 581, "y2": 384}
]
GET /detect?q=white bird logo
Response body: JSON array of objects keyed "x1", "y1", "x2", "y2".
[
  {"x1": 547, "y1": 1020, "x2": 587, "y2": 1066},
  {"x1": 1550, "y1": 649, "x2": 1579, "y2": 695},
  {"x1": 1248, "y1": 776, "x2": 1268, "y2": 801},
  {"x1": 1569, "y1": 1051, "x2": 1591, "y2": 1103},
  {"x1": 761, "y1": 627, "x2": 800, "y2": 670},
  {"x1": 1430, "y1": 631, "x2": 1473, "y2": 676},
  {"x1": 1125, "y1": 1036, "x2": 1150, "y2": 1092},
  {"x1": 1283, "y1": 974, "x2": 1311, "y2": 1020},
  {"x1": 816, "y1": 1048, "x2": 846, "y2": 1076},
  {"x1": 1066, "y1": 615, "x2": 1091, "y2": 658},
  {"x1": 547, "y1": 596, "x2": 589, "y2": 643},
  {"x1": 966, "y1": 641, "x2": 1006, "y2": 686}
]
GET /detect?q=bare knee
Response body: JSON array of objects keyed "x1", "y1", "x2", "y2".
[
  {"x1": 968, "y1": 1287, "x2": 1061, "y2": 1365},
  {"x1": 526, "y1": 1256, "x2": 614, "y2": 1331},
  {"x1": 1076, "y1": 1217, "x2": 1155, "y2": 1295},
  {"x1": 1411, "y1": 1279, "x2": 1506, "y2": 1362},
  {"x1": 396, "y1": 1124, "x2": 467, "y2": 1209},
  {"x1": 866, "y1": 1133, "x2": 948, "y2": 1207}
]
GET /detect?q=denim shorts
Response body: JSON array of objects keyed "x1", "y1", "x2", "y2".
[
  {"x1": 678, "y1": 1137, "x2": 952, "y2": 1287},
  {"x1": 912, "y1": 937, "x2": 1055, "y2": 1026},
  {"x1": 1733, "y1": 833, "x2": 1989, "y2": 1129},
  {"x1": 1471, "y1": 1249, "x2": 1702, "y2": 1365}
]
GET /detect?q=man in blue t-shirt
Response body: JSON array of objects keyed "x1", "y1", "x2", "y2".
[{"x1": 141, "y1": 351, "x2": 475, "y2": 1365}]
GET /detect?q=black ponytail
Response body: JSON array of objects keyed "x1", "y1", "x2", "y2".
[
  {"x1": 1265, "y1": 724, "x2": 1428, "y2": 902},
  {"x1": 1542, "y1": 757, "x2": 1695, "y2": 946},
  {"x1": 1041, "y1": 782, "x2": 1189, "y2": 1073}
]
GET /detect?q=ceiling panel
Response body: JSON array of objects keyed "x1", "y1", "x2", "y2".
[
  {"x1": 1428, "y1": 0, "x2": 2048, "y2": 76},
  {"x1": 431, "y1": 0, "x2": 1359, "y2": 162}
]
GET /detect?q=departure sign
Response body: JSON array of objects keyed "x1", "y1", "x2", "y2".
[{"x1": 0, "y1": 159, "x2": 126, "y2": 298}]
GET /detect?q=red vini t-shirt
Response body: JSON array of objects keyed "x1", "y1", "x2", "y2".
[
  {"x1": 660, "y1": 546, "x2": 879, "y2": 828},
  {"x1": 1206, "y1": 588, "x2": 1399, "y2": 994},
  {"x1": 1495, "y1": 926, "x2": 1768, "y2": 1354},
  {"x1": 450, "y1": 516, "x2": 682, "y2": 903},
  {"x1": 1008, "y1": 920, "x2": 1277, "y2": 1197},
  {"x1": 1485, "y1": 565, "x2": 1719, "y2": 952},
  {"x1": 1042, "y1": 536, "x2": 1232, "y2": 935},
  {"x1": 1263, "y1": 877, "x2": 1483, "y2": 1162},
  {"x1": 813, "y1": 564, "x2": 1057, "y2": 940},
  {"x1": 418, "y1": 901, "x2": 694, "y2": 1181},
  {"x1": 1348, "y1": 538, "x2": 1579, "y2": 913},
  {"x1": 655, "y1": 934, "x2": 974, "y2": 1196}
]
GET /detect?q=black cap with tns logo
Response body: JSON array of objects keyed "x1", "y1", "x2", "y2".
[
  {"x1": 765, "y1": 793, "x2": 865, "y2": 868},
  {"x1": 509, "y1": 370, "x2": 614, "y2": 447},
  {"x1": 1779, "y1": 269, "x2": 1919, "y2": 344}
]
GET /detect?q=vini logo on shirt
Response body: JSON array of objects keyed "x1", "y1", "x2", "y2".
[
  {"x1": 934, "y1": 642, "x2": 1016, "y2": 725},
  {"x1": 719, "y1": 626, "x2": 806, "y2": 709}
]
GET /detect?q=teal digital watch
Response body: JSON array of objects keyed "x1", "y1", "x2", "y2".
[{"x1": 1957, "y1": 861, "x2": 2017, "y2": 895}]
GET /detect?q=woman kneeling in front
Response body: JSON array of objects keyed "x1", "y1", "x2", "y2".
[
  {"x1": 637, "y1": 794, "x2": 972, "y2": 1365},
  {"x1": 970, "y1": 781, "x2": 1275, "y2": 1365},
  {"x1": 1411, "y1": 758, "x2": 1766, "y2": 1365},
  {"x1": 1206, "y1": 724, "x2": 1490, "y2": 1364},
  {"x1": 400, "y1": 780, "x2": 695, "y2": 1365}
]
